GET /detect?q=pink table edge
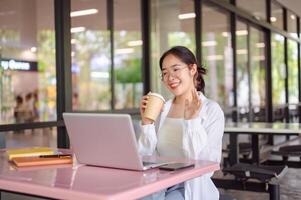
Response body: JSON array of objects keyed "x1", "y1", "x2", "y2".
[
  {"x1": 0, "y1": 162, "x2": 219, "y2": 200},
  {"x1": 0, "y1": 148, "x2": 220, "y2": 200}
]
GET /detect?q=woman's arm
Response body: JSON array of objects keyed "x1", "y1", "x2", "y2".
[{"x1": 137, "y1": 123, "x2": 158, "y2": 156}]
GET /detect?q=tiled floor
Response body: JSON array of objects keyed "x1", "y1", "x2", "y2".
[
  {"x1": 1, "y1": 130, "x2": 301, "y2": 200},
  {"x1": 4, "y1": 128, "x2": 57, "y2": 149}
]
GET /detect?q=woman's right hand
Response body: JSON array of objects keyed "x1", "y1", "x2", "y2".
[{"x1": 140, "y1": 95, "x2": 153, "y2": 125}]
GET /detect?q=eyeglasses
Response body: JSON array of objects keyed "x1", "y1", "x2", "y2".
[{"x1": 160, "y1": 66, "x2": 188, "y2": 81}]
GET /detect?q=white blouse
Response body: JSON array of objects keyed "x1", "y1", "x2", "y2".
[
  {"x1": 138, "y1": 92, "x2": 225, "y2": 200},
  {"x1": 157, "y1": 117, "x2": 185, "y2": 158}
]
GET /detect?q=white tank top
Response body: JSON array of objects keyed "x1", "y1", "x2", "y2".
[{"x1": 157, "y1": 117, "x2": 185, "y2": 158}]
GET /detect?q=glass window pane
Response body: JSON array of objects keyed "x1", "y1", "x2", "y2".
[
  {"x1": 236, "y1": 0, "x2": 266, "y2": 21},
  {"x1": 150, "y1": 0, "x2": 195, "y2": 98},
  {"x1": 287, "y1": 11, "x2": 298, "y2": 38},
  {"x1": 271, "y1": 2, "x2": 283, "y2": 30},
  {"x1": 0, "y1": 0, "x2": 56, "y2": 124},
  {"x1": 288, "y1": 40, "x2": 298, "y2": 122},
  {"x1": 71, "y1": 0, "x2": 111, "y2": 110},
  {"x1": 236, "y1": 21, "x2": 249, "y2": 122},
  {"x1": 250, "y1": 27, "x2": 266, "y2": 122},
  {"x1": 271, "y1": 33, "x2": 285, "y2": 121},
  {"x1": 202, "y1": 5, "x2": 233, "y2": 115},
  {"x1": 114, "y1": 0, "x2": 142, "y2": 109}
]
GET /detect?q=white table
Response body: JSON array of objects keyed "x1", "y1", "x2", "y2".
[
  {"x1": 225, "y1": 122, "x2": 301, "y2": 134},
  {"x1": 224, "y1": 122, "x2": 301, "y2": 165}
]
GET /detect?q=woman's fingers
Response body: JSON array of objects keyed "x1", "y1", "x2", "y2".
[
  {"x1": 191, "y1": 89, "x2": 197, "y2": 105},
  {"x1": 140, "y1": 96, "x2": 150, "y2": 110}
]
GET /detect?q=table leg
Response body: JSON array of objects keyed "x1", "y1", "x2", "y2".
[
  {"x1": 268, "y1": 183, "x2": 280, "y2": 200},
  {"x1": 267, "y1": 135, "x2": 274, "y2": 145},
  {"x1": 251, "y1": 134, "x2": 260, "y2": 164},
  {"x1": 229, "y1": 134, "x2": 239, "y2": 166}
]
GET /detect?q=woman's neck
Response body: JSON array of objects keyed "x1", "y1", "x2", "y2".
[{"x1": 173, "y1": 90, "x2": 194, "y2": 105}]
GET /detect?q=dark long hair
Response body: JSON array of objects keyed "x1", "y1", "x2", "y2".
[{"x1": 159, "y1": 46, "x2": 206, "y2": 92}]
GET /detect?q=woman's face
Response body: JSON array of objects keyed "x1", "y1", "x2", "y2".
[{"x1": 161, "y1": 54, "x2": 196, "y2": 96}]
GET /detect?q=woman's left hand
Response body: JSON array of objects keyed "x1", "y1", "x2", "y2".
[{"x1": 184, "y1": 89, "x2": 202, "y2": 120}]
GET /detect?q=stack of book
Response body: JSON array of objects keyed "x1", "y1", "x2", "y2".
[{"x1": 6, "y1": 147, "x2": 73, "y2": 167}]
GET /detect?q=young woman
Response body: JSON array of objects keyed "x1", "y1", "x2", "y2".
[{"x1": 138, "y1": 46, "x2": 224, "y2": 200}]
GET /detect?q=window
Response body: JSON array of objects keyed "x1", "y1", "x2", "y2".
[
  {"x1": 150, "y1": 0, "x2": 195, "y2": 98},
  {"x1": 114, "y1": 0, "x2": 142, "y2": 109},
  {"x1": 236, "y1": 21, "x2": 266, "y2": 122},
  {"x1": 0, "y1": 0, "x2": 56, "y2": 124},
  {"x1": 71, "y1": 0, "x2": 111, "y2": 110},
  {"x1": 202, "y1": 4, "x2": 233, "y2": 116},
  {"x1": 271, "y1": 33, "x2": 286, "y2": 121},
  {"x1": 250, "y1": 27, "x2": 266, "y2": 122},
  {"x1": 236, "y1": 21, "x2": 249, "y2": 121},
  {"x1": 71, "y1": 0, "x2": 142, "y2": 110},
  {"x1": 287, "y1": 40, "x2": 298, "y2": 122}
]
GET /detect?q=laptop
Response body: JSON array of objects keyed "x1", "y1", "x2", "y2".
[{"x1": 63, "y1": 113, "x2": 170, "y2": 170}]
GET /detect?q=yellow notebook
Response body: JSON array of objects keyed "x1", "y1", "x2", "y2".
[
  {"x1": 6, "y1": 147, "x2": 55, "y2": 160},
  {"x1": 12, "y1": 156, "x2": 73, "y2": 167}
]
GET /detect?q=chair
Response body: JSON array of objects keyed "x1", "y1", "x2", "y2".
[
  {"x1": 223, "y1": 163, "x2": 287, "y2": 183},
  {"x1": 269, "y1": 145, "x2": 301, "y2": 168},
  {"x1": 214, "y1": 163, "x2": 287, "y2": 200},
  {"x1": 271, "y1": 145, "x2": 301, "y2": 162},
  {"x1": 223, "y1": 142, "x2": 252, "y2": 167}
]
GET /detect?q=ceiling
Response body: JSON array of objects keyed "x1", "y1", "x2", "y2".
[{"x1": 277, "y1": 0, "x2": 301, "y2": 16}]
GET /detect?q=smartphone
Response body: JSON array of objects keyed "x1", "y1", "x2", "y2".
[{"x1": 159, "y1": 163, "x2": 194, "y2": 171}]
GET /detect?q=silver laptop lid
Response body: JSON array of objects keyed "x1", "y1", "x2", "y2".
[{"x1": 63, "y1": 113, "x2": 145, "y2": 170}]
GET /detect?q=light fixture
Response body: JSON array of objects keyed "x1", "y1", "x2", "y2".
[
  {"x1": 178, "y1": 13, "x2": 196, "y2": 20},
  {"x1": 222, "y1": 32, "x2": 229, "y2": 37},
  {"x1": 206, "y1": 55, "x2": 223, "y2": 61},
  {"x1": 71, "y1": 9, "x2": 98, "y2": 17},
  {"x1": 115, "y1": 48, "x2": 134, "y2": 54},
  {"x1": 270, "y1": 17, "x2": 277, "y2": 22},
  {"x1": 253, "y1": 56, "x2": 265, "y2": 61},
  {"x1": 30, "y1": 47, "x2": 37, "y2": 53},
  {"x1": 91, "y1": 71, "x2": 109, "y2": 79},
  {"x1": 71, "y1": 27, "x2": 86, "y2": 33},
  {"x1": 236, "y1": 30, "x2": 248, "y2": 36},
  {"x1": 202, "y1": 41, "x2": 217, "y2": 47},
  {"x1": 290, "y1": 14, "x2": 296, "y2": 20},
  {"x1": 255, "y1": 43, "x2": 265, "y2": 48},
  {"x1": 236, "y1": 49, "x2": 248, "y2": 55},
  {"x1": 127, "y1": 40, "x2": 143, "y2": 47},
  {"x1": 71, "y1": 39, "x2": 77, "y2": 44}
]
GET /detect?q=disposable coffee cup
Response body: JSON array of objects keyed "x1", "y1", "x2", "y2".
[{"x1": 143, "y1": 92, "x2": 165, "y2": 122}]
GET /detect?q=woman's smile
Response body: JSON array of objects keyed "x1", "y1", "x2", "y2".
[{"x1": 168, "y1": 81, "x2": 180, "y2": 90}]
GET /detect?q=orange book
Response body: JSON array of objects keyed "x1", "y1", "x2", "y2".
[{"x1": 12, "y1": 156, "x2": 73, "y2": 167}]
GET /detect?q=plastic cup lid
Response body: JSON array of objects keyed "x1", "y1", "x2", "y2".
[{"x1": 148, "y1": 92, "x2": 165, "y2": 102}]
